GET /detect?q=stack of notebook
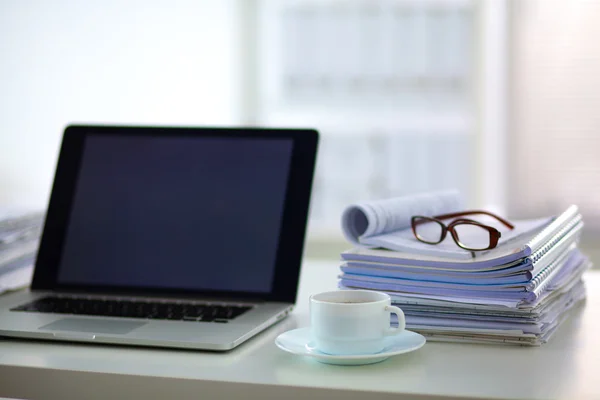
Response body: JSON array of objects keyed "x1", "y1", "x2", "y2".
[
  {"x1": 0, "y1": 209, "x2": 44, "y2": 295},
  {"x1": 339, "y1": 191, "x2": 590, "y2": 345}
]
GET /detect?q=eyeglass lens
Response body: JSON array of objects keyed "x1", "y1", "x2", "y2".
[
  {"x1": 452, "y1": 223, "x2": 491, "y2": 250},
  {"x1": 413, "y1": 218, "x2": 444, "y2": 244}
]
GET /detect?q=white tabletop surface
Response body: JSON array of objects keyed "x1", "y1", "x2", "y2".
[{"x1": 0, "y1": 261, "x2": 599, "y2": 400}]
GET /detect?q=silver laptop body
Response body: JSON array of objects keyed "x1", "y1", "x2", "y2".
[
  {"x1": 0, "y1": 125, "x2": 318, "y2": 351},
  {"x1": 0, "y1": 290, "x2": 293, "y2": 350}
]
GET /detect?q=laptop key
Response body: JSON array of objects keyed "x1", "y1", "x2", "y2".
[
  {"x1": 215, "y1": 307, "x2": 233, "y2": 319},
  {"x1": 229, "y1": 306, "x2": 252, "y2": 319}
]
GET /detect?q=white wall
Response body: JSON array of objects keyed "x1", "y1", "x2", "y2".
[
  {"x1": 509, "y1": 0, "x2": 600, "y2": 229},
  {"x1": 0, "y1": 0, "x2": 241, "y2": 209}
]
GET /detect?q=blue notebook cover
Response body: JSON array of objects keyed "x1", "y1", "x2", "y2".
[{"x1": 340, "y1": 247, "x2": 583, "y2": 291}]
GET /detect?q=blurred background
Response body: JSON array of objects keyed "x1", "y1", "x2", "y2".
[{"x1": 1, "y1": 0, "x2": 599, "y2": 262}]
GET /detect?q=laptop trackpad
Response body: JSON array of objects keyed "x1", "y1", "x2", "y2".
[{"x1": 39, "y1": 318, "x2": 146, "y2": 335}]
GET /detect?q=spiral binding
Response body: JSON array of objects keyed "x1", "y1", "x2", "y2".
[
  {"x1": 530, "y1": 214, "x2": 582, "y2": 264},
  {"x1": 533, "y1": 269, "x2": 558, "y2": 296},
  {"x1": 529, "y1": 244, "x2": 575, "y2": 292},
  {"x1": 526, "y1": 205, "x2": 578, "y2": 254}
]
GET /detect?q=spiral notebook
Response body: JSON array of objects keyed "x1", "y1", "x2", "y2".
[
  {"x1": 339, "y1": 249, "x2": 588, "y2": 304},
  {"x1": 341, "y1": 205, "x2": 583, "y2": 271},
  {"x1": 340, "y1": 244, "x2": 581, "y2": 290},
  {"x1": 341, "y1": 190, "x2": 554, "y2": 260},
  {"x1": 341, "y1": 225, "x2": 582, "y2": 284}
]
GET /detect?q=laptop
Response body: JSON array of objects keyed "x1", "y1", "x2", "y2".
[{"x1": 0, "y1": 125, "x2": 318, "y2": 351}]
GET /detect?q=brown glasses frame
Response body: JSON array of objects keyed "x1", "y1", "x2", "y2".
[{"x1": 411, "y1": 210, "x2": 515, "y2": 251}]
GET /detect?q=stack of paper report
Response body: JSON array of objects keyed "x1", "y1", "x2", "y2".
[
  {"x1": 339, "y1": 191, "x2": 590, "y2": 346},
  {"x1": 0, "y1": 209, "x2": 44, "y2": 294}
]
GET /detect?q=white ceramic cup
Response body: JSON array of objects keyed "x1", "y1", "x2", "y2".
[{"x1": 309, "y1": 290, "x2": 406, "y2": 355}]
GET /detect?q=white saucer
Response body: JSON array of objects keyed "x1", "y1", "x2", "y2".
[{"x1": 275, "y1": 327, "x2": 426, "y2": 366}]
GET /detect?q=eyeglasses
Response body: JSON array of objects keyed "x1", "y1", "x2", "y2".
[{"x1": 411, "y1": 211, "x2": 514, "y2": 251}]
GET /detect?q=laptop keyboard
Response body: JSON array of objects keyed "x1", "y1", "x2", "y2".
[{"x1": 11, "y1": 296, "x2": 253, "y2": 323}]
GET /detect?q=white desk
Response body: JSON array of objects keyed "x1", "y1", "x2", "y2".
[{"x1": 0, "y1": 261, "x2": 599, "y2": 400}]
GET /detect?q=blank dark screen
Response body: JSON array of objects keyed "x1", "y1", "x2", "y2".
[{"x1": 57, "y1": 134, "x2": 293, "y2": 293}]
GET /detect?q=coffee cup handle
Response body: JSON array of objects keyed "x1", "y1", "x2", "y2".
[{"x1": 384, "y1": 305, "x2": 406, "y2": 335}]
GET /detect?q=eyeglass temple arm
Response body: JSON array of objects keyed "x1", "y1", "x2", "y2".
[{"x1": 432, "y1": 210, "x2": 515, "y2": 229}]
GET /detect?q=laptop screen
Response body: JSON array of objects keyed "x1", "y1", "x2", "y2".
[{"x1": 55, "y1": 134, "x2": 293, "y2": 294}]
